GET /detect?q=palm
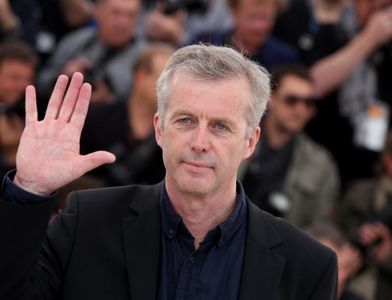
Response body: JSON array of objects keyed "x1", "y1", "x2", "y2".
[{"x1": 14, "y1": 73, "x2": 115, "y2": 195}]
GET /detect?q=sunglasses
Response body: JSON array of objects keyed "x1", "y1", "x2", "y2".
[{"x1": 281, "y1": 94, "x2": 316, "y2": 108}]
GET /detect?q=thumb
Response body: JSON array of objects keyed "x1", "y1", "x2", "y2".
[{"x1": 79, "y1": 151, "x2": 116, "y2": 175}]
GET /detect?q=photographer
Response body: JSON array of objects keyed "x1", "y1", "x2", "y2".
[
  {"x1": 336, "y1": 129, "x2": 392, "y2": 300},
  {"x1": 38, "y1": 0, "x2": 144, "y2": 104}
]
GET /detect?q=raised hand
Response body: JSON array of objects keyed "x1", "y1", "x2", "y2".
[{"x1": 13, "y1": 72, "x2": 116, "y2": 196}]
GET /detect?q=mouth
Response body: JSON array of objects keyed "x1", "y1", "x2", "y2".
[{"x1": 182, "y1": 161, "x2": 213, "y2": 170}]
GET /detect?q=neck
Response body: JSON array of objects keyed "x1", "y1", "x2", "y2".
[
  {"x1": 128, "y1": 93, "x2": 155, "y2": 140},
  {"x1": 265, "y1": 118, "x2": 295, "y2": 149},
  {"x1": 166, "y1": 179, "x2": 237, "y2": 249}
]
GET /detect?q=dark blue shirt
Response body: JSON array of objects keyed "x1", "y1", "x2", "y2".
[{"x1": 159, "y1": 183, "x2": 248, "y2": 300}]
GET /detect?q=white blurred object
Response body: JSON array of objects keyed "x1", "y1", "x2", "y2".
[{"x1": 354, "y1": 101, "x2": 389, "y2": 152}]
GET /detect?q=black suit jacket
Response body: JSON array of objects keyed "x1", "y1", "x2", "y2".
[{"x1": 0, "y1": 182, "x2": 337, "y2": 299}]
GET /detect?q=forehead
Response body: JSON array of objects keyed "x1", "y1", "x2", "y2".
[
  {"x1": 234, "y1": 0, "x2": 279, "y2": 10},
  {"x1": 0, "y1": 59, "x2": 34, "y2": 73},
  {"x1": 276, "y1": 74, "x2": 313, "y2": 94},
  {"x1": 166, "y1": 73, "x2": 251, "y2": 121},
  {"x1": 99, "y1": 0, "x2": 140, "y2": 10}
]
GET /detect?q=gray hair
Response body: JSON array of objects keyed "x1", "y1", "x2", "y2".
[{"x1": 156, "y1": 44, "x2": 270, "y2": 137}]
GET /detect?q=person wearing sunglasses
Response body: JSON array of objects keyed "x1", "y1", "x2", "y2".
[{"x1": 241, "y1": 64, "x2": 340, "y2": 229}]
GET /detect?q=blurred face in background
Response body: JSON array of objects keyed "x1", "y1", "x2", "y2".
[
  {"x1": 231, "y1": 0, "x2": 279, "y2": 50},
  {"x1": 268, "y1": 74, "x2": 315, "y2": 135},
  {"x1": 0, "y1": 59, "x2": 35, "y2": 107},
  {"x1": 95, "y1": 0, "x2": 141, "y2": 48},
  {"x1": 137, "y1": 53, "x2": 173, "y2": 109}
]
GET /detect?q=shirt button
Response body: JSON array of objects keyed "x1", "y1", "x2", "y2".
[{"x1": 168, "y1": 229, "x2": 174, "y2": 235}]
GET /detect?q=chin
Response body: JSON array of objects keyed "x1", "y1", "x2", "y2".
[{"x1": 175, "y1": 176, "x2": 214, "y2": 196}]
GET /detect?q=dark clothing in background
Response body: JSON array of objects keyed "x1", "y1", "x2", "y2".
[
  {"x1": 191, "y1": 30, "x2": 298, "y2": 71},
  {"x1": 81, "y1": 102, "x2": 165, "y2": 186},
  {"x1": 2, "y1": 0, "x2": 82, "y2": 64},
  {"x1": 242, "y1": 135, "x2": 294, "y2": 217}
]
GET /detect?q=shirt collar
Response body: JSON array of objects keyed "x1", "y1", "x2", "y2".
[{"x1": 160, "y1": 181, "x2": 247, "y2": 247}]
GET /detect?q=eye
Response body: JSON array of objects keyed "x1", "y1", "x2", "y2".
[
  {"x1": 213, "y1": 122, "x2": 229, "y2": 132},
  {"x1": 175, "y1": 117, "x2": 195, "y2": 127},
  {"x1": 178, "y1": 117, "x2": 191, "y2": 124}
]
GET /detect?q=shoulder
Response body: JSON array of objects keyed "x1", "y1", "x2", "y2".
[
  {"x1": 262, "y1": 36, "x2": 298, "y2": 58},
  {"x1": 58, "y1": 27, "x2": 96, "y2": 46},
  {"x1": 65, "y1": 182, "x2": 162, "y2": 218},
  {"x1": 248, "y1": 201, "x2": 336, "y2": 267},
  {"x1": 295, "y1": 134, "x2": 336, "y2": 167}
]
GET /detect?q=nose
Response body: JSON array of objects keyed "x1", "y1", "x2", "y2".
[{"x1": 189, "y1": 125, "x2": 211, "y2": 153}]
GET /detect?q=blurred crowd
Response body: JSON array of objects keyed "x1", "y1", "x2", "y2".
[{"x1": 1, "y1": 0, "x2": 392, "y2": 299}]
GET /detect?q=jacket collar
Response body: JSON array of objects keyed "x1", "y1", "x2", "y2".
[
  {"x1": 239, "y1": 199, "x2": 285, "y2": 300},
  {"x1": 122, "y1": 182, "x2": 162, "y2": 300},
  {"x1": 121, "y1": 183, "x2": 285, "y2": 300}
]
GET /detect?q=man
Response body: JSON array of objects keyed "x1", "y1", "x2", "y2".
[
  {"x1": 0, "y1": 45, "x2": 337, "y2": 299},
  {"x1": 241, "y1": 65, "x2": 339, "y2": 228},
  {"x1": 38, "y1": 0, "x2": 144, "y2": 103},
  {"x1": 192, "y1": 0, "x2": 298, "y2": 71},
  {"x1": 80, "y1": 43, "x2": 174, "y2": 186},
  {"x1": 0, "y1": 41, "x2": 37, "y2": 177}
]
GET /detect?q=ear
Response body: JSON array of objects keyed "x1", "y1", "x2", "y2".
[
  {"x1": 243, "y1": 126, "x2": 260, "y2": 160},
  {"x1": 268, "y1": 94, "x2": 277, "y2": 110},
  {"x1": 154, "y1": 113, "x2": 162, "y2": 147}
]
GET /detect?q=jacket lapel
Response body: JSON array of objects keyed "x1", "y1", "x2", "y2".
[
  {"x1": 239, "y1": 200, "x2": 286, "y2": 300},
  {"x1": 122, "y1": 183, "x2": 162, "y2": 300}
]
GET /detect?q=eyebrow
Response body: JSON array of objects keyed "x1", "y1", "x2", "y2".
[{"x1": 169, "y1": 109, "x2": 238, "y2": 129}]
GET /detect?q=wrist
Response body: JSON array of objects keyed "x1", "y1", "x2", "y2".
[{"x1": 13, "y1": 173, "x2": 52, "y2": 196}]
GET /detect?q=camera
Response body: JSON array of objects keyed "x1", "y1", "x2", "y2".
[{"x1": 350, "y1": 196, "x2": 392, "y2": 260}]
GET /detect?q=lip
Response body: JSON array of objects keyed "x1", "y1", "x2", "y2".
[{"x1": 183, "y1": 161, "x2": 212, "y2": 169}]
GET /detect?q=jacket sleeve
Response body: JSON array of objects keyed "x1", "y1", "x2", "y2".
[
  {"x1": 0, "y1": 189, "x2": 80, "y2": 300},
  {"x1": 308, "y1": 252, "x2": 338, "y2": 300}
]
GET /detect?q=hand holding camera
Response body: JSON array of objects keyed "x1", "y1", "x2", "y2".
[{"x1": 359, "y1": 222, "x2": 392, "y2": 265}]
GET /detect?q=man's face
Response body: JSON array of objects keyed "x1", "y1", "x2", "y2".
[
  {"x1": 268, "y1": 75, "x2": 315, "y2": 135},
  {"x1": 0, "y1": 59, "x2": 35, "y2": 106},
  {"x1": 232, "y1": 0, "x2": 278, "y2": 49},
  {"x1": 154, "y1": 74, "x2": 260, "y2": 197},
  {"x1": 95, "y1": 0, "x2": 140, "y2": 48}
]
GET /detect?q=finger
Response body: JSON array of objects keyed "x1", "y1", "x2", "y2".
[
  {"x1": 45, "y1": 75, "x2": 69, "y2": 120},
  {"x1": 78, "y1": 151, "x2": 116, "y2": 175},
  {"x1": 360, "y1": 226, "x2": 378, "y2": 244},
  {"x1": 58, "y1": 72, "x2": 84, "y2": 122},
  {"x1": 25, "y1": 85, "x2": 38, "y2": 125},
  {"x1": 374, "y1": 223, "x2": 391, "y2": 238},
  {"x1": 70, "y1": 82, "x2": 92, "y2": 132}
]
